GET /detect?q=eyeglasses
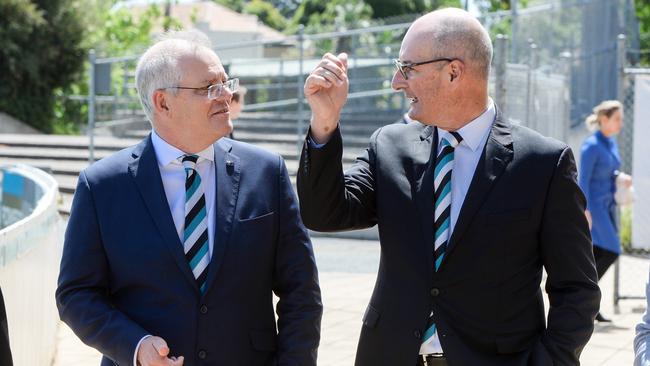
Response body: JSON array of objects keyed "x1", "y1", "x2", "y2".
[
  {"x1": 393, "y1": 58, "x2": 457, "y2": 80},
  {"x1": 165, "y1": 78, "x2": 239, "y2": 99}
]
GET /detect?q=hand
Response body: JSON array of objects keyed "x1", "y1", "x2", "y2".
[
  {"x1": 585, "y1": 210, "x2": 592, "y2": 230},
  {"x1": 304, "y1": 52, "x2": 349, "y2": 144},
  {"x1": 617, "y1": 172, "x2": 633, "y2": 188},
  {"x1": 137, "y1": 336, "x2": 184, "y2": 366}
]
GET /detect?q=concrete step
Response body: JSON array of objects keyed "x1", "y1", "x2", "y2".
[
  {"x1": 0, "y1": 146, "x2": 114, "y2": 161},
  {"x1": 232, "y1": 119, "x2": 381, "y2": 136},
  {"x1": 0, "y1": 134, "x2": 139, "y2": 151},
  {"x1": 54, "y1": 174, "x2": 78, "y2": 194},
  {"x1": 59, "y1": 192, "x2": 74, "y2": 216},
  {"x1": 1, "y1": 158, "x2": 88, "y2": 176}
]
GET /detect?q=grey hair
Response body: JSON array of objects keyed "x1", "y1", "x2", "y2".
[
  {"x1": 426, "y1": 8, "x2": 493, "y2": 80},
  {"x1": 135, "y1": 30, "x2": 213, "y2": 124}
]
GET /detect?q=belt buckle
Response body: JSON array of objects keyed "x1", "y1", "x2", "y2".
[{"x1": 419, "y1": 353, "x2": 444, "y2": 363}]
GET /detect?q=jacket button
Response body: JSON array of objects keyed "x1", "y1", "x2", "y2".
[
  {"x1": 200, "y1": 305, "x2": 208, "y2": 314},
  {"x1": 414, "y1": 329, "x2": 422, "y2": 339},
  {"x1": 198, "y1": 350, "x2": 207, "y2": 359},
  {"x1": 430, "y1": 288, "x2": 440, "y2": 297}
]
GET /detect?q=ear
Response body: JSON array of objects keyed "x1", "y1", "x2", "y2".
[
  {"x1": 448, "y1": 60, "x2": 464, "y2": 83},
  {"x1": 153, "y1": 89, "x2": 172, "y2": 116}
]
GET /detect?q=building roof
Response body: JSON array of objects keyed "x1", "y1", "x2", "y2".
[{"x1": 125, "y1": 0, "x2": 285, "y2": 40}]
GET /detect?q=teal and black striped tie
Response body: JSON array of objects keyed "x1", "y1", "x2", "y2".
[
  {"x1": 181, "y1": 154, "x2": 210, "y2": 293},
  {"x1": 423, "y1": 131, "x2": 463, "y2": 346}
]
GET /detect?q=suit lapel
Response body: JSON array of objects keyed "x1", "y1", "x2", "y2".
[
  {"x1": 128, "y1": 135, "x2": 198, "y2": 290},
  {"x1": 444, "y1": 110, "x2": 514, "y2": 262},
  {"x1": 410, "y1": 125, "x2": 437, "y2": 280},
  {"x1": 202, "y1": 138, "x2": 240, "y2": 296}
]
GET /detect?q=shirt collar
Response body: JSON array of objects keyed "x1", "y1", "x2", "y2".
[
  {"x1": 437, "y1": 99, "x2": 496, "y2": 152},
  {"x1": 151, "y1": 130, "x2": 215, "y2": 166}
]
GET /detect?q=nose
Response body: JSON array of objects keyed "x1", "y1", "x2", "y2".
[
  {"x1": 214, "y1": 87, "x2": 233, "y2": 102},
  {"x1": 391, "y1": 70, "x2": 406, "y2": 91}
]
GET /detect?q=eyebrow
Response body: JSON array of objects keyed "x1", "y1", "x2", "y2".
[{"x1": 202, "y1": 74, "x2": 228, "y2": 84}]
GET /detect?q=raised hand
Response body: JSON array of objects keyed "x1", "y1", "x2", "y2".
[{"x1": 304, "y1": 52, "x2": 349, "y2": 144}]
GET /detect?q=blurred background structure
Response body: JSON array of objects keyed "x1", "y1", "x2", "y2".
[{"x1": 1, "y1": 0, "x2": 650, "y2": 364}]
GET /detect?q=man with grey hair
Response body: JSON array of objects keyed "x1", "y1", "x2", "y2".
[
  {"x1": 298, "y1": 8, "x2": 599, "y2": 366},
  {"x1": 56, "y1": 31, "x2": 322, "y2": 366}
]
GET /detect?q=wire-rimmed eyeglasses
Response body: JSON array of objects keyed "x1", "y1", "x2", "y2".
[
  {"x1": 393, "y1": 58, "x2": 457, "y2": 80},
  {"x1": 164, "y1": 78, "x2": 239, "y2": 99}
]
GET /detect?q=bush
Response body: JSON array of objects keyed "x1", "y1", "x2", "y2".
[
  {"x1": 0, "y1": 0, "x2": 86, "y2": 132},
  {"x1": 621, "y1": 205, "x2": 632, "y2": 252}
]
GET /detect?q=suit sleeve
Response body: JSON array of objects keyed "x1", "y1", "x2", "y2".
[
  {"x1": 297, "y1": 125, "x2": 378, "y2": 232},
  {"x1": 55, "y1": 171, "x2": 148, "y2": 366},
  {"x1": 578, "y1": 143, "x2": 597, "y2": 211},
  {"x1": 538, "y1": 147, "x2": 601, "y2": 365},
  {"x1": 273, "y1": 156, "x2": 323, "y2": 366}
]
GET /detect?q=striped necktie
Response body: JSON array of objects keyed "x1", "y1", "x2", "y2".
[
  {"x1": 181, "y1": 154, "x2": 210, "y2": 293},
  {"x1": 423, "y1": 131, "x2": 463, "y2": 347}
]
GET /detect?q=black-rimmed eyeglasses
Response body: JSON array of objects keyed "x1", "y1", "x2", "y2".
[
  {"x1": 393, "y1": 58, "x2": 457, "y2": 80},
  {"x1": 164, "y1": 78, "x2": 239, "y2": 100}
]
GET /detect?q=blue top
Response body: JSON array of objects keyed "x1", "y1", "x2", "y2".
[{"x1": 578, "y1": 131, "x2": 621, "y2": 253}]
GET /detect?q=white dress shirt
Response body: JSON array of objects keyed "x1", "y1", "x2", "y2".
[
  {"x1": 132, "y1": 130, "x2": 217, "y2": 365},
  {"x1": 420, "y1": 99, "x2": 496, "y2": 355}
]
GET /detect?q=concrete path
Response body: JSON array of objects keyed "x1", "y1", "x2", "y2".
[{"x1": 52, "y1": 237, "x2": 647, "y2": 365}]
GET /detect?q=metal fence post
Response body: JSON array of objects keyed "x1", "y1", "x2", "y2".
[
  {"x1": 613, "y1": 33, "x2": 626, "y2": 313},
  {"x1": 296, "y1": 25, "x2": 305, "y2": 156},
  {"x1": 526, "y1": 41, "x2": 538, "y2": 131},
  {"x1": 88, "y1": 49, "x2": 96, "y2": 165},
  {"x1": 494, "y1": 34, "x2": 508, "y2": 116},
  {"x1": 560, "y1": 51, "x2": 573, "y2": 143},
  {"x1": 511, "y1": 0, "x2": 519, "y2": 63},
  {"x1": 617, "y1": 34, "x2": 626, "y2": 105}
]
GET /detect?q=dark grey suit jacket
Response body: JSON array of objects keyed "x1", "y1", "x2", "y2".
[{"x1": 297, "y1": 110, "x2": 600, "y2": 366}]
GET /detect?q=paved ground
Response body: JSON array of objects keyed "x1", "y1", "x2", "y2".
[{"x1": 53, "y1": 237, "x2": 647, "y2": 365}]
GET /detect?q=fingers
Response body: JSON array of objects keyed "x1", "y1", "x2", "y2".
[
  {"x1": 168, "y1": 356, "x2": 184, "y2": 365},
  {"x1": 151, "y1": 336, "x2": 170, "y2": 357}
]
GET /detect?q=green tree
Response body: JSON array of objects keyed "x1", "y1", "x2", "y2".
[
  {"x1": 636, "y1": 0, "x2": 650, "y2": 65},
  {"x1": 244, "y1": 0, "x2": 287, "y2": 31},
  {"x1": 0, "y1": 0, "x2": 86, "y2": 132},
  {"x1": 364, "y1": 0, "x2": 461, "y2": 19}
]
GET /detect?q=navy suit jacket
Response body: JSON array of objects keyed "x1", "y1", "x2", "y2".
[
  {"x1": 56, "y1": 135, "x2": 322, "y2": 366},
  {"x1": 298, "y1": 110, "x2": 600, "y2": 366}
]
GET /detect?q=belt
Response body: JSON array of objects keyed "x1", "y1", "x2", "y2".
[{"x1": 416, "y1": 353, "x2": 447, "y2": 366}]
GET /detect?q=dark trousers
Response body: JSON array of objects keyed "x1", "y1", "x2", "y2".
[{"x1": 593, "y1": 245, "x2": 619, "y2": 280}]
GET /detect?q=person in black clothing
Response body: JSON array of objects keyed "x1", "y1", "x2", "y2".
[{"x1": 0, "y1": 287, "x2": 13, "y2": 366}]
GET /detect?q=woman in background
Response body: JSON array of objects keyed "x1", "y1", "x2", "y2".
[{"x1": 579, "y1": 100, "x2": 632, "y2": 322}]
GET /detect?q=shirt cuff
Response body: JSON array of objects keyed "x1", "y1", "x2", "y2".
[
  {"x1": 134, "y1": 335, "x2": 152, "y2": 366},
  {"x1": 307, "y1": 135, "x2": 327, "y2": 149}
]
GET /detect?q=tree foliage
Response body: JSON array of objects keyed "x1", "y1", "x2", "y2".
[
  {"x1": 244, "y1": 0, "x2": 287, "y2": 31},
  {"x1": 0, "y1": 0, "x2": 86, "y2": 132},
  {"x1": 636, "y1": 0, "x2": 650, "y2": 65}
]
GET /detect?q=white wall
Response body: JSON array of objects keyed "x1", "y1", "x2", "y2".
[{"x1": 633, "y1": 75, "x2": 650, "y2": 250}]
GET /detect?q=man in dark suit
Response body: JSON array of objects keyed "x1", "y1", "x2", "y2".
[
  {"x1": 298, "y1": 8, "x2": 599, "y2": 366},
  {"x1": 0, "y1": 287, "x2": 12, "y2": 366},
  {"x1": 56, "y1": 31, "x2": 322, "y2": 366}
]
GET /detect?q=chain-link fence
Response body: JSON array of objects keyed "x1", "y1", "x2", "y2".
[
  {"x1": 84, "y1": 22, "x2": 574, "y2": 163},
  {"x1": 614, "y1": 65, "x2": 650, "y2": 309}
]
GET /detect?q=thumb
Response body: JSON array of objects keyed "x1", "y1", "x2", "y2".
[
  {"x1": 338, "y1": 52, "x2": 348, "y2": 71},
  {"x1": 152, "y1": 337, "x2": 170, "y2": 357}
]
